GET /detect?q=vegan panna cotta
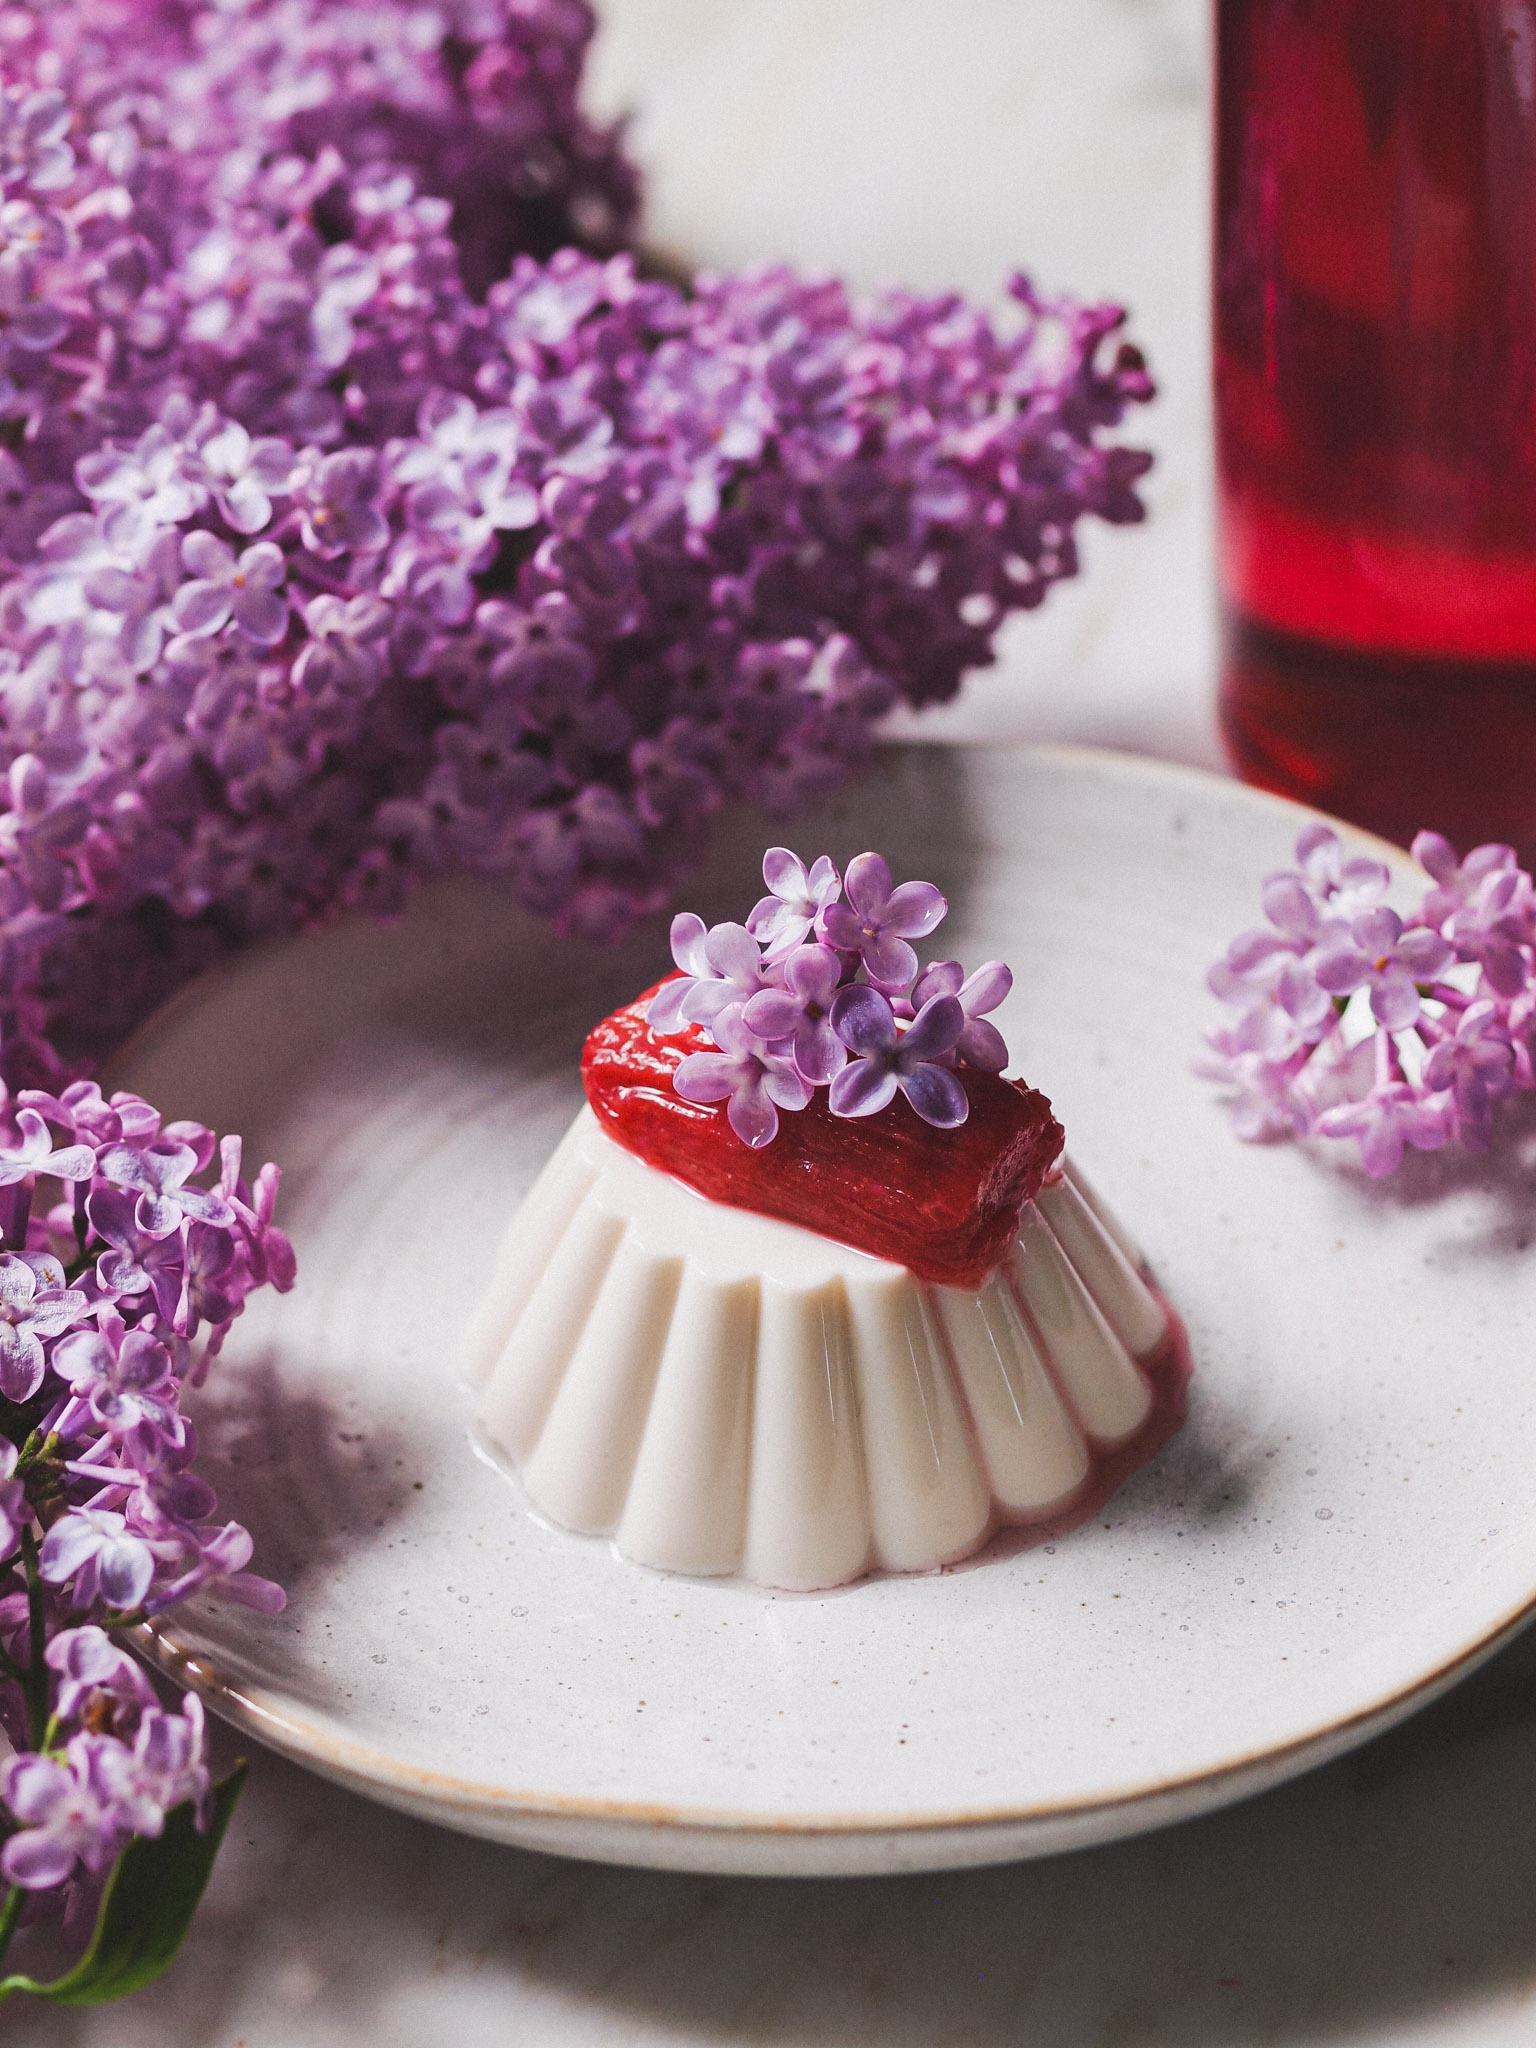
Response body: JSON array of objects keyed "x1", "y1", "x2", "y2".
[{"x1": 462, "y1": 848, "x2": 1190, "y2": 1592}]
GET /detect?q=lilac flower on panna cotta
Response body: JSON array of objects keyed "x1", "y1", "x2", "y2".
[
  {"x1": 820, "y1": 853, "x2": 947, "y2": 992},
  {"x1": 673, "y1": 1003, "x2": 811, "y2": 1148},
  {"x1": 741, "y1": 944, "x2": 847, "y2": 1085},
  {"x1": 828, "y1": 986, "x2": 969, "y2": 1128},
  {"x1": 646, "y1": 916, "x2": 780, "y2": 1036},
  {"x1": 746, "y1": 848, "x2": 842, "y2": 959},
  {"x1": 911, "y1": 959, "x2": 1013, "y2": 1072}
]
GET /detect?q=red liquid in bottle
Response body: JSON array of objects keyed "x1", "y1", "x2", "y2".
[{"x1": 1215, "y1": 0, "x2": 1536, "y2": 857}]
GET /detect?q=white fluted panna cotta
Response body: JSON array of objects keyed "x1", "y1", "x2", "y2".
[{"x1": 464, "y1": 1108, "x2": 1187, "y2": 1592}]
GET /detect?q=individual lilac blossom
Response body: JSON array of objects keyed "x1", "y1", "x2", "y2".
[
  {"x1": 46, "y1": 1625, "x2": 158, "y2": 1731},
  {"x1": 651, "y1": 920, "x2": 780, "y2": 1036},
  {"x1": 829, "y1": 987, "x2": 968, "y2": 1127},
  {"x1": 171, "y1": 535, "x2": 290, "y2": 647},
  {"x1": 674, "y1": 1003, "x2": 812, "y2": 1148},
  {"x1": 1421, "y1": 1003, "x2": 1516, "y2": 1148},
  {"x1": 104, "y1": 1693, "x2": 211, "y2": 1833},
  {"x1": 820, "y1": 854, "x2": 947, "y2": 992},
  {"x1": 0, "y1": 1102, "x2": 95, "y2": 1188},
  {"x1": 741, "y1": 944, "x2": 847, "y2": 1085},
  {"x1": 94, "y1": 1140, "x2": 236, "y2": 1237},
  {"x1": 1412, "y1": 831, "x2": 1518, "y2": 928},
  {"x1": 1282, "y1": 824, "x2": 1392, "y2": 925},
  {"x1": 911, "y1": 959, "x2": 1013, "y2": 1072},
  {"x1": 1312, "y1": 909, "x2": 1455, "y2": 1029},
  {"x1": 1, "y1": 1740, "x2": 129, "y2": 1888},
  {"x1": 50, "y1": 1320, "x2": 182, "y2": 1448},
  {"x1": 1314, "y1": 1083, "x2": 1451, "y2": 1178},
  {"x1": 0, "y1": 1251, "x2": 88, "y2": 1401},
  {"x1": 746, "y1": 848, "x2": 842, "y2": 958},
  {"x1": 39, "y1": 1507, "x2": 157, "y2": 1613}
]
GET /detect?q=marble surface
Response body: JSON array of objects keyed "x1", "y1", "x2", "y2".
[{"x1": 19, "y1": 2, "x2": 1536, "y2": 2041}]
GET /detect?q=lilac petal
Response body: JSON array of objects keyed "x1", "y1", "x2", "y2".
[
  {"x1": 702, "y1": 921, "x2": 762, "y2": 985},
  {"x1": 219, "y1": 1572, "x2": 287, "y2": 1613},
  {"x1": 1313, "y1": 947, "x2": 1370, "y2": 996},
  {"x1": 899, "y1": 1061, "x2": 969, "y2": 1128},
  {"x1": 1411, "y1": 831, "x2": 1458, "y2": 883},
  {"x1": 1368, "y1": 968, "x2": 1422, "y2": 1030},
  {"x1": 899, "y1": 993, "x2": 965, "y2": 1063},
  {"x1": 828, "y1": 1059, "x2": 899, "y2": 1119},
  {"x1": 673, "y1": 1051, "x2": 745, "y2": 1104},
  {"x1": 761, "y1": 847, "x2": 808, "y2": 897},
  {"x1": 52, "y1": 1328, "x2": 112, "y2": 1389},
  {"x1": 681, "y1": 980, "x2": 741, "y2": 1031},
  {"x1": 831, "y1": 984, "x2": 897, "y2": 1056},
  {"x1": 171, "y1": 1184, "x2": 235, "y2": 1227},
  {"x1": 181, "y1": 530, "x2": 234, "y2": 579},
  {"x1": 883, "y1": 880, "x2": 947, "y2": 938},
  {"x1": 1340, "y1": 857, "x2": 1390, "y2": 901},
  {"x1": 727, "y1": 1083, "x2": 778, "y2": 1149},
  {"x1": 0, "y1": 1326, "x2": 42, "y2": 1401},
  {"x1": 860, "y1": 931, "x2": 919, "y2": 993},
  {"x1": 1352, "y1": 906, "x2": 1403, "y2": 954},
  {"x1": 45, "y1": 1141, "x2": 96, "y2": 1181},
  {"x1": 646, "y1": 978, "x2": 694, "y2": 1035},
  {"x1": 960, "y1": 961, "x2": 1011, "y2": 1014},
  {"x1": 842, "y1": 851, "x2": 893, "y2": 919},
  {"x1": 793, "y1": 1016, "x2": 847, "y2": 1085},
  {"x1": 761, "y1": 1062, "x2": 813, "y2": 1113},
  {"x1": 669, "y1": 912, "x2": 710, "y2": 978},
  {"x1": 742, "y1": 989, "x2": 802, "y2": 1039},
  {"x1": 2, "y1": 1829, "x2": 77, "y2": 1891},
  {"x1": 232, "y1": 586, "x2": 289, "y2": 646},
  {"x1": 785, "y1": 944, "x2": 842, "y2": 1006},
  {"x1": 170, "y1": 581, "x2": 231, "y2": 636},
  {"x1": 39, "y1": 1512, "x2": 106, "y2": 1583},
  {"x1": 1261, "y1": 874, "x2": 1317, "y2": 936},
  {"x1": 912, "y1": 960, "x2": 963, "y2": 1005},
  {"x1": 96, "y1": 1538, "x2": 154, "y2": 1609},
  {"x1": 957, "y1": 1017, "x2": 1008, "y2": 1072},
  {"x1": 1396, "y1": 929, "x2": 1454, "y2": 981},
  {"x1": 1358, "y1": 1117, "x2": 1407, "y2": 1178}
]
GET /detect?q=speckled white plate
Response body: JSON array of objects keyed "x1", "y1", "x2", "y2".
[{"x1": 123, "y1": 745, "x2": 1536, "y2": 1877}]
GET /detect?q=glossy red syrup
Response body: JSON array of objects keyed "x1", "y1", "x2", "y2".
[
  {"x1": 581, "y1": 983, "x2": 1065, "y2": 1291},
  {"x1": 1216, "y1": 0, "x2": 1536, "y2": 857}
]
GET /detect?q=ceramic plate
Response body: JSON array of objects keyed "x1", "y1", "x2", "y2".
[{"x1": 123, "y1": 745, "x2": 1536, "y2": 1877}]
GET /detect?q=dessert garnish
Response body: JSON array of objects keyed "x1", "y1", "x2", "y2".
[{"x1": 582, "y1": 847, "x2": 1063, "y2": 1285}]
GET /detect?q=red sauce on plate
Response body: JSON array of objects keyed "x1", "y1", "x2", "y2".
[{"x1": 581, "y1": 982, "x2": 1064, "y2": 1290}]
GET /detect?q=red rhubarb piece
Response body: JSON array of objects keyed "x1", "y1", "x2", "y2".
[{"x1": 582, "y1": 982, "x2": 1064, "y2": 1290}]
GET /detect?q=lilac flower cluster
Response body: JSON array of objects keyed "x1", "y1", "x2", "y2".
[
  {"x1": 1201, "y1": 823, "x2": 1536, "y2": 1176},
  {"x1": 0, "y1": 1081, "x2": 290, "y2": 1920},
  {"x1": 0, "y1": 0, "x2": 1153, "y2": 1084},
  {"x1": 649, "y1": 845, "x2": 1013, "y2": 1146}
]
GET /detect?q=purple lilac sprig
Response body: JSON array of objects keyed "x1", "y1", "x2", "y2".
[
  {"x1": 1200, "y1": 822, "x2": 1536, "y2": 1175},
  {"x1": 0, "y1": 1082, "x2": 291, "y2": 1961},
  {"x1": 651, "y1": 845, "x2": 1013, "y2": 1147},
  {"x1": 0, "y1": 0, "x2": 1152, "y2": 1082}
]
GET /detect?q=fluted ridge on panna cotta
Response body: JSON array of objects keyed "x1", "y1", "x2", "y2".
[{"x1": 464, "y1": 1109, "x2": 1179, "y2": 1592}]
